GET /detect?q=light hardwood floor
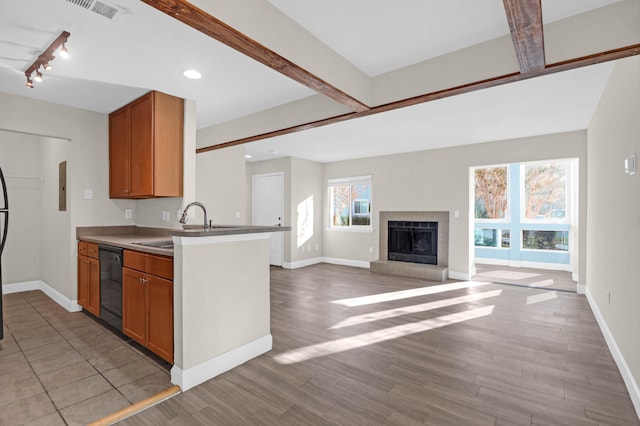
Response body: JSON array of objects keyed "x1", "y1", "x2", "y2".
[
  {"x1": 120, "y1": 264, "x2": 638, "y2": 425},
  {"x1": 473, "y1": 264, "x2": 577, "y2": 293}
]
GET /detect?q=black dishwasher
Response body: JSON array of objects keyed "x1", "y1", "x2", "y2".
[{"x1": 98, "y1": 244, "x2": 123, "y2": 331}]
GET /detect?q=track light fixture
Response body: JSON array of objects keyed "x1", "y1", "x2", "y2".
[{"x1": 24, "y1": 31, "x2": 70, "y2": 88}]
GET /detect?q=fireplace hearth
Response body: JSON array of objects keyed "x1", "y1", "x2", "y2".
[{"x1": 388, "y1": 221, "x2": 438, "y2": 265}]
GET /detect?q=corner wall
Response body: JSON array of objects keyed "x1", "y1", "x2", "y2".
[
  {"x1": 586, "y1": 55, "x2": 640, "y2": 412},
  {"x1": 0, "y1": 93, "x2": 134, "y2": 301}
]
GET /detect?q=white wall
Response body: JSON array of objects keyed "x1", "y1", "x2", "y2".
[
  {"x1": 39, "y1": 137, "x2": 72, "y2": 294},
  {"x1": 0, "y1": 131, "x2": 42, "y2": 284},
  {"x1": 194, "y1": 145, "x2": 247, "y2": 226},
  {"x1": 290, "y1": 157, "x2": 324, "y2": 264},
  {"x1": 586, "y1": 55, "x2": 640, "y2": 397},
  {"x1": 323, "y1": 131, "x2": 588, "y2": 279}
]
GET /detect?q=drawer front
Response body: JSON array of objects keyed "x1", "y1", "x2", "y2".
[
  {"x1": 87, "y1": 243, "x2": 100, "y2": 259},
  {"x1": 146, "y1": 254, "x2": 173, "y2": 281},
  {"x1": 124, "y1": 250, "x2": 173, "y2": 280},
  {"x1": 124, "y1": 249, "x2": 146, "y2": 272},
  {"x1": 78, "y1": 241, "x2": 87, "y2": 256}
]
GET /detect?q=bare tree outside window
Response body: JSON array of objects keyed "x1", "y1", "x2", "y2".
[
  {"x1": 524, "y1": 161, "x2": 567, "y2": 219},
  {"x1": 475, "y1": 167, "x2": 508, "y2": 219},
  {"x1": 329, "y1": 178, "x2": 372, "y2": 228}
]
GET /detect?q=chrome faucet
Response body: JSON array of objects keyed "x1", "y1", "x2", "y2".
[{"x1": 180, "y1": 202, "x2": 210, "y2": 229}]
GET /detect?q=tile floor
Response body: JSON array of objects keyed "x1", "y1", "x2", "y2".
[{"x1": 0, "y1": 290, "x2": 173, "y2": 425}]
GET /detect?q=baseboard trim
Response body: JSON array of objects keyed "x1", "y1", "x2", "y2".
[
  {"x1": 171, "y1": 334, "x2": 273, "y2": 392},
  {"x1": 322, "y1": 257, "x2": 370, "y2": 269},
  {"x1": 2, "y1": 280, "x2": 82, "y2": 312},
  {"x1": 585, "y1": 287, "x2": 640, "y2": 419},
  {"x1": 282, "y1": 257, "x2": 323, "y2": 269}
]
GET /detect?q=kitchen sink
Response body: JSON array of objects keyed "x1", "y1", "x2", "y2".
[{"x1": 133, "y1": 240, "x2": 174, "y2": 249}]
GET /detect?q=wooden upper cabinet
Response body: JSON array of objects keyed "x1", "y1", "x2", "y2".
[{"x1": 109, "y1": 91, "x2": 184, "y2": 199}]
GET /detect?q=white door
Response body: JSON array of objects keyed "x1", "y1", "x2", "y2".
[{"x1": 252, "y1": 173, "x2": 284, "y2": 266}]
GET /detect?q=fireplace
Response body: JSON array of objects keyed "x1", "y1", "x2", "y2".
[
  {"x1": 371, "y1": 211, "x2": 449, "y2": 282},
  {"x1": 388, "y1": 221, "x2": 438, "y2": 265}
]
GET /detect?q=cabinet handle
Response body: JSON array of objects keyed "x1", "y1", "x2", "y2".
[
  {"x1": 123, "y1": 189, "x2": 130, "y2": 193},
  {"x1": 83, "y1": 260, "x2": 90, "y2": 264}
]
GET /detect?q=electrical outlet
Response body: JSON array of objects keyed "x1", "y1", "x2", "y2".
[
  {"x1": 454, "y1": 210, "x2": 460, "y2": 218},
  {"x1": 83, "y1": 188, "x2": 93, "y2": 200},
  {"x1": 235, "y1": 211, "x2": 241, "y2": 219},
  {"x1": 124, "y1": 208, "x2": 133, "y2": 220}
]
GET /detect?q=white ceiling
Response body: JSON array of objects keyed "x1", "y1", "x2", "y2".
[
  {"x1": 0, "y1": 0, "x2": 624, "y2": 163},
  {"x1": 245, "y1": 62, "x2": 614, "y2": 163},
  {"x1": 265, "y1": 0, "x2": 621, "y2": 76}
]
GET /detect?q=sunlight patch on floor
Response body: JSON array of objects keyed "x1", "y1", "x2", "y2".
[
  {"x1": 481, "y1": 270, "x2": 541, "y2": 280},
  {"x1": 331, "y1": 281, "x2": 492, "y2": 307},
  {"x1": 527, "y1": 278, "x2": 555, "y2": 287},
  {"x1": 330, "y1": 289, "x2": 502, "y2": 329},
  {"x1": 274, "y1": 305, "x2": 495, "y2": 364},
  {"x1": 526, "y1": 291, "x2": 558, "y2": 305}
]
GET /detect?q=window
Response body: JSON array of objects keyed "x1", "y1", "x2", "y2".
[
  {"x1": 329, "y1": 176, "x2": 372, "y2": 229},
  {"x1": 523, "y1": 160, "x2": 569, "y2": 222},
  {"x1": 474, "y1": 166, "x2": 508, "y2": 220},
  {"x1": 522, "y1": 230, "x2": 569, "y2": 251},
  {"x1": 474, "y1": 228, "x2": 510, "y2": 248}
]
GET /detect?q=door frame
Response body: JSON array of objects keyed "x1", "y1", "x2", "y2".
[{"x1": 252, "y1": 172, "x2": 284, "y2": 266}]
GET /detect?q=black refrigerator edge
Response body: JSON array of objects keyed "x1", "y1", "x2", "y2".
[{"x1": 0, "y1": 166, "x2": 8, "y2": 340}]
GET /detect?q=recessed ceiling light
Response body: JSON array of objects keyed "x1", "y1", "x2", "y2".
[
  {"x1": 183, "y1": 69, "x2": 202, "y2": 80},
  {"x1": 244, "y1": 154, "x2": 252, "y2": 159}
]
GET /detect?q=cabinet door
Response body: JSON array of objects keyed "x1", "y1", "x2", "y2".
[
  {"x1": 109, "y1": 106, "x2": 131, "y2": 198},
  {"x1": 147, "y1": 275, "x2": 173, "y2": 363},
  {"x1": 87, "y1": 257, "x2": 100, "y2": 317},
  {"x1": 129, "y1": 93, "x2": 154, "y2": 197},
  {"x1": 77, "y1": 255, "x2": 90, "y2": 309},
  {"x1": 122, "y1": 267, "x2": 146, "y2": 345}
]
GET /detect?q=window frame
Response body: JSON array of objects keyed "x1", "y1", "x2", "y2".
[
  {"x1": 328, "y1": 175, "x2": 373, "y2": 231},
  {"x1": 472, "y1": 163, "x2": 511, "y2": 224},
  {"x1": 520, "y1": 158, "x2": 572, "y2": 225}
]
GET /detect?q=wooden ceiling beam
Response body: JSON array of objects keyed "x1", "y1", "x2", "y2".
[
  {"x1": 503, "y1": 0, "x2": 545, "y2": 74},
  {"x1": 196, "y1": 43, "x2": 640, "y2": 154},
  {"x1": 140, "y1": 0, "x2": 370, "y2": 113}
]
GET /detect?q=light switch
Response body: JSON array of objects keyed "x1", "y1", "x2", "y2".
[
  {"x1": 454, "y1": 210, "x2": 460, "y2": 218},
  {"x1": 235, "y1": 211, "x2": 241, "y2": 219},
  {"x1": 83, "y1": 188, "x2": 93, "y2": 200}
]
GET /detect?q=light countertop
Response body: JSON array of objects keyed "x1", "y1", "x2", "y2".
[{"x1": 77, "y1": 225, "x2": 290, "y2": 256}]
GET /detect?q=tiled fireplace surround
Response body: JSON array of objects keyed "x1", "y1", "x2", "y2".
[{"x1": 370, "y1": 211, "x2": 449, "y2": 282}]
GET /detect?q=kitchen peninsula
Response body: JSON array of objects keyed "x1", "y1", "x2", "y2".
[{"x1": 77, "y1": 224, "x2": 290, "y2": 391}]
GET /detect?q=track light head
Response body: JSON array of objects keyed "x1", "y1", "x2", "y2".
[
  {"x1": 59, "y1": 44, "x2": 69, "y2": 59},
  {"x1": 43, "y1": 61, "x2": 53, "y2": 71},
  {"x1": 34, "y1": 71, "x2": 43, "y2": 83},
  {"x1": 25, "y1": 77, "x2": 34, "y2": 88}
]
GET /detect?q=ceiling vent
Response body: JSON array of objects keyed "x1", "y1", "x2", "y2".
[{"x1": 65, "y1": 0, "x2": 122, "y2": 20}]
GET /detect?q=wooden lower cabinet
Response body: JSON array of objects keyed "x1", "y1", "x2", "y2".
[
  {"x1": 122, "y1": 267, "x2": 146, "y2": 345},
  {"x1": 146, "y1": 274, "x2": 173, "y2": 362},
  {"x1": 78, "y1": 242, "x2": 100, "y2": 317},
  {"x1": 122, "y1": 250, "x2": 174, "y2": 363}
]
